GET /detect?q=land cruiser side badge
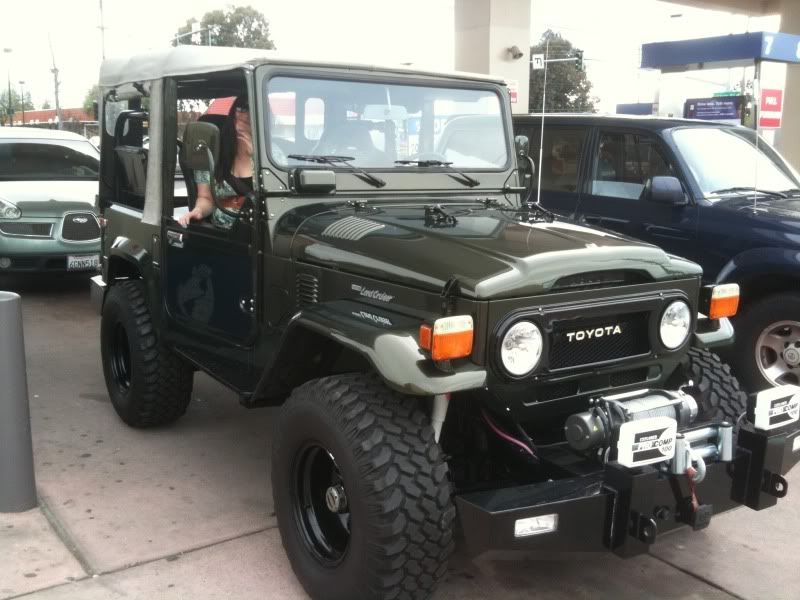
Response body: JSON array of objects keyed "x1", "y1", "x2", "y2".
[
  {"x1": 351, "y1": 283, "x2": 394, "y2": 303},
  {"x1": 617, "y1": 417, "x2": 677, "y2": 468}
]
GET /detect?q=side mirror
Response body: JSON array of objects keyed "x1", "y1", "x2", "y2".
[
  {"x1": 515, "y1": 134, "x2": 530, "y2": 159},
  {"x1": 182, "y1": 121, "x2": 220, "y2": 172},
  {"x1": 645, "y1": 176, "x2": 687, "y2": 206}
]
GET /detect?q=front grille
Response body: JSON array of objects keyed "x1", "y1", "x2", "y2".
[
  {"x1": 0, "y1": 222, "x2": 53, "y2": 238},
  {"x1": 296, "y1": 273, "x2": 320, "y2": 307},
  {"x1": 549, "y1": 312, "x2": 650, "y2": 370},
  {"x1": 61, "y1": 213, "x2": 100, "y2": 242},
  {"x1": 536, "y1": 367, "x2": 651, "y2": 402}
]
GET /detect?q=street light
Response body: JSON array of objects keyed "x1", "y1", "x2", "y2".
[
  {"x1": 2, "y1": 48, "x2": 11, "y2": 127},
  {"x1": 18, "y1": 80, "x2": 24, "y2": 125}
]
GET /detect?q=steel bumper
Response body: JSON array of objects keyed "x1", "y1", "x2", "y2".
[{"x1": 456, "y1": 420, "x2": 800, "y2": 558}]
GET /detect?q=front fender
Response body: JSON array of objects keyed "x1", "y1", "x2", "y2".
[
  {"x1": 256, "y1": 300, "x2": 487, "y2": 400},
  {"x1": 716, "y1": 247, "x2": 800, "y2": 286},
  {"x1": 105, "y1": 236, "x2": 152, "y2": 282}
]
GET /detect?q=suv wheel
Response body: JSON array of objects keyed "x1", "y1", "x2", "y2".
[
  {"x1": 272, "y1": 373, "x2": 454, "y2": 600},
  {"x1": 101, "y1": 280, "x2": 193, "y2": 427},
  {"x1": 669, "y1": 348, "x2": 747, "y2": 424},
  {"x1": 732, "y1": 292, "x2": 800, "y2": 391}
]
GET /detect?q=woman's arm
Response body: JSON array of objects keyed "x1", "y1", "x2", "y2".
[{"x1": 177, "y1": 183, "x2": 214, "y2": 227}]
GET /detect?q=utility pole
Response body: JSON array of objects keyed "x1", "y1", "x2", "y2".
[
  {"x1": 18, "y1": 81, "x2": 24, "y2": 124},
  {"x1": 3, "y1": 48, "x2": 12, "y2": 127},
  {"x1": 48, "y1": 35, "x2": 63, "y2": 130},
  {"x1": 98, "y1": 0, "x2": 106, "y2": 59}
]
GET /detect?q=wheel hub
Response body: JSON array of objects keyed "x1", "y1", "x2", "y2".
[
  {"x1": 325, "y1": 484, "x2": 348, "y2": 514},
  {"x1": 756, "y1": 320, "x2": 800, "y2": 385}
]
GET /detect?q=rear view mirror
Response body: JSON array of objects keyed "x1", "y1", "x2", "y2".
[
  {"x1": 515, "y1": 135, "x2": 530, "y2": 159},
  {"x1": 182, "y1": 121, "x2": 220, "y2": 172},
  {"x1": 645, "y1": 176, "x2": 687, "y2": 206}
]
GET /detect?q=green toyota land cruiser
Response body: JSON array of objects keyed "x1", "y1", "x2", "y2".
[{"x1": 91, "y1": 46, "x2": 800, "y2": 600}]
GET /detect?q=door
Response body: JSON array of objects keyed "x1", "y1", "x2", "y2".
[
  {"x1": 162, "y1": 217, "x2": 258, "y2": 389},
  {"x1": 521, "y1": 124, "x2": 589, "y2": 217},
  {"x1": 576, "y1": 129, "x2": 699, "y2": 260}
]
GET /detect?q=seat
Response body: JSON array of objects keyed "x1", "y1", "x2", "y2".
[
  {"x1": 114, "y1": 145, "x2": 148, "y2": 208},
  {"x1": 312, "y1": 120, "x2": 387, "y2": 163}
]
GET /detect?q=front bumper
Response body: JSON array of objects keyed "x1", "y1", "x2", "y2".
[{"x1": 456, "y1": 420, "x2": 800, "y2": 558}]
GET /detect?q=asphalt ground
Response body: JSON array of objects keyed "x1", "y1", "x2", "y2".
[{"x1": 1, "y1": 273, "x2": 798, "y2": 600}]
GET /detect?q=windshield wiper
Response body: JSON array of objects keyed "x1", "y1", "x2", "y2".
[
  {"x1": 395, "y1": 159, "x2": 480, "y2": 188},
  {"x1": 287, "y1": 154, "x2": 386, "y2": 188},
  {"x1": 710, "y1": 186, "x2": 787, "y2": 199}
]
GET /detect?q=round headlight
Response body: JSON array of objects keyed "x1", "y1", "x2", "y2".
[
  {"x1": 0, "y1": 198, "x2": 21, "y2": 220},
  {"x1": 501, "y1": 321, "x2": 543, "y2": 376},
  {"x1": 660, "y1": 300, "x2": 692, "y2": 349}
]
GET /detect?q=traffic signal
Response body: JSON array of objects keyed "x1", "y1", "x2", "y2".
[{"x1": 574, "y1": 49, "x2": 584, "y2": 71}]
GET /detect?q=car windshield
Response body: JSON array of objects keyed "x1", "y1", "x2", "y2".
[
  {"x1": 671, "y1": 127, "x2": 799, "y2": 199},
  {"x1": 265, "y1": 76, "x2": 507, "y2": 170},
  {"x1": 0, "y1": 139, "x2": 100, "y2": 181}
]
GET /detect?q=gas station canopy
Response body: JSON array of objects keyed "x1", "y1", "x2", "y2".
[{"x1": 641, "y1": 31, "x2": 800, "y2": 72}]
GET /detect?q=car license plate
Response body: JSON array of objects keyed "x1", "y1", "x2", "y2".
[{"x1": 67, "y1": 254, "x2": 100, "y2": 271}]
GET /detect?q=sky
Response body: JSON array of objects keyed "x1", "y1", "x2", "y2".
[{"x1": 0, "y1": 0, "x2": 782, "y2": 114}]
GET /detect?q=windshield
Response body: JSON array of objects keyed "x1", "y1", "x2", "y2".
[
  {"x1": 265, "y1": 76, "x2": 508, "y2": 170},
  {"x1": 671, "y1": 127, "x2": 799, "y2": 198},
  {"x1": 0, "y1": 139, "x2": 100, "y2": 181}
]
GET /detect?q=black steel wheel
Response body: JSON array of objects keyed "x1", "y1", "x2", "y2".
[
  {"x1": 272, "y1": 373, "x2": 454, "y2": 600},
  {"x1": 293, "y1": 443, "x2": 351, "y2": 566},
  {"x1": 100, "y1": 280, "x2": 193, "y2": 427}
]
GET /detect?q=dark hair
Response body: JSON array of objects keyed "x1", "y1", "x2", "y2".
[{"x1": 215, "y1": 96, "x2": 247, "y2": 183}]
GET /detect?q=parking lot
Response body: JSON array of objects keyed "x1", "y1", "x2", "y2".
[{"x1": 0, "y1": 275, "x2": 796, "y2": 599}]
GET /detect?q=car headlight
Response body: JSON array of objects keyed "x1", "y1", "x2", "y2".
[
  {"x1": 660, "y1": 300, "x2": 691, "y2": 349},
  {"x1": 0, "y1": 198, "x2": 21, "y2": 220},
  {"x1": 501, "y1": 321, "x2": 543, "y2": 376}
]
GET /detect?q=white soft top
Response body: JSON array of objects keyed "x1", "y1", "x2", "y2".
[
  {"x1": 99, "y1": 45, "x2": 505, "y2": 89},
  {"x1": 0, "y1": 126, "x2": 91, "y2": 141}
]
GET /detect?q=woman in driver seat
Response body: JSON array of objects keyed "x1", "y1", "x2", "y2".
[{"x1": 178, "y1": 96, "x2": 253, "y2": 229}]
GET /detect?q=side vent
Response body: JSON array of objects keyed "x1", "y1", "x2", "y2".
[
  {"x1": 322, "y1": 216, "x2": 385, "y2": 241},
  {"x1": 296, "y1": 273, "x2": 320, "y2": 307}
]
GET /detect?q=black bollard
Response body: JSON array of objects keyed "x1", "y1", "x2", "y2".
[{"x1": 0, "y1": 291, "x2": 37, "y2": 512}]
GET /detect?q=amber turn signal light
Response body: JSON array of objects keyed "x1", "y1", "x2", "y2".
[
  {"x1": 419, "y1": 315, "x2": 474, "y2": 361},
  {"x1": 708, "y1": 283, "x2": 739, "y2": 319}
]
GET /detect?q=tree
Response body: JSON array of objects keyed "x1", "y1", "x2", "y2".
[
  {"x1": 528, "y1": 30, "x2": 597, "y2": 113},
  {"x1": 83, "y1": 85, "x2": 100, "y2": 113},
  {"x1": 174, "y1": 5, "x2": 275, "y2": 49},
  {"x1": 42, "y1": 99, "x2": 52, "y2": 110},
  {"x1": 0, "y1": 90, "x2": 34, "y2": 124}
]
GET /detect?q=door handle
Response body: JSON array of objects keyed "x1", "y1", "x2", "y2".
[{"x1": 167, "y1": 230, "x2": 184, "y2": 249}]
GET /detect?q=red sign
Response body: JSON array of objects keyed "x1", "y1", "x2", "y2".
[{"x1": 759, "y1": 88, "x2": 784, "y2": 129}]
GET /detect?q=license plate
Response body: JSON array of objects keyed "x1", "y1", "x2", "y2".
[
  {"x1": 616, "y1": 417, "x2": 677, "y2": 468},
  {"x1": 67, "y1": 254, "x2": 100, "y2": 271}
]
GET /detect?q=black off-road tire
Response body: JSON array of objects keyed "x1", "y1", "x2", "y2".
[
  {"x1": 101, "y1": 280, "x2": 193, "y2": 427},
  {"x1": 272, "y1": 373, "x2": 454, "y2": 600},
  {"x1": 728, "y1": 292, "x2": 800, "y2": 392},
  {"x1": 669, "y1": 347, "x2": 747, "y2": 424}
]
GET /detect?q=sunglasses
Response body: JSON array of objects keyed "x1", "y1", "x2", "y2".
[{"x1": 234, "y1": 106, "x2": 249, "y2": 113}]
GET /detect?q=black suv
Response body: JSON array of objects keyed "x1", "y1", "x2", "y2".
[
  {"x1": 91, "y1": 48, "x2": 800, "y2": 600},
  {"x1": 514, "y1": 113, "x2": 800, "y2": 392}
]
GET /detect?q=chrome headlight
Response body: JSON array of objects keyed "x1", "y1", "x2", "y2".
[
  {"x1": 501, "y1": 321, "x2": 543, "y2": 376},
  {"x1": 0, "y1": 198, "x2": 21, "y2": 220},
  {"x1": 660, "y1": 300, "x2": 691, "y2": 349}
]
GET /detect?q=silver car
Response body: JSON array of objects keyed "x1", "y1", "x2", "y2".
[{"x1": 0, "y1": 127, "x2": 101, "y2": 273}]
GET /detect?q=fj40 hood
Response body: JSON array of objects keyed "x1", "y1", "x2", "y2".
[{"x1": 288, "y1": 205, "x2": 701, "y2": 300}]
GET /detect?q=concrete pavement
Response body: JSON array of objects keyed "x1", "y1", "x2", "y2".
[{"x1": 0, "y1": 274, "x2": 797, "y2": 599}]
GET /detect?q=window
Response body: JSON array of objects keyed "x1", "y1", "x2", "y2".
[
  {"x1": 265, "y1": 76, "x2": 507, "y2": 169},
  {"x1": 0, "y1": 140, "x2": 100, "y2": 181},
  {"x1": 672, "y1": 127, "x2": 799, "y2": 198},
  {"x1": 529, "y1": 127, "x2": 587, "y2": 193},
  {"x1": 592, "y1": 132, "x2": 672, "y2": 199}
]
